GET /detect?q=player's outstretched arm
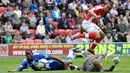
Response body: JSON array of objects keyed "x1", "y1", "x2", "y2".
[
  {"x1": 8, "y1": 69, "x2": 20, "y2": 72},
  {"x1": 51, "y1": 56, "x2": 68, "y2": 70}
]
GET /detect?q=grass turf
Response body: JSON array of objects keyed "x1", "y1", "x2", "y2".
[{"x1": 0, "y1": 56, "x2": 130, "y2": 73}]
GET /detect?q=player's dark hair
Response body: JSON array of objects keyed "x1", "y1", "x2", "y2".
[{"x1": 25, "y1": 49, "x2": 33, "y2": 55}]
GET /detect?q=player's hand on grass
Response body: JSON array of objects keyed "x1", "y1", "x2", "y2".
[
  {"x1": 63, "y1": 63, "x2": 68, "y2": 70},
  {"x1": 8, "y1": 69, "x2": 19, "y2": 72}
]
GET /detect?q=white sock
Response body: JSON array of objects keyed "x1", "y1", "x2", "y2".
[{"x1": 85, "y1": 34, "x2": 89, "y2": 39}]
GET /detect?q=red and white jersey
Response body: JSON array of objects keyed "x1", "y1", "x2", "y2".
[{"x1": 85, "y1": 4, "x2": 105, "y2": 23}]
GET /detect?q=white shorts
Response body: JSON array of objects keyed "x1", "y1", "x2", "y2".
[{"x1": 81, "y1": 20, "x2": 100, "y2": 33}]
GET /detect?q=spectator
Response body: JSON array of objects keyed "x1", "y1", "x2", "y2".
[
  {"x1": 59, "y1": 0, "x2": 68, "y2": 10},
  {"x1": 111, "y1": 16, "x2": 119, "y2": 35},
  {"x1": 123, "y1": 11, "x2": 130, "y2": 26},
  {"x1": 81, "y1": 0, "x2": 89, "y2": 11},
  {"x1": 36, "y1": 20, "x2": 46, "y2": 39},
  {"x1": 20, "y1": 12, "x2": 30, "y2": 24},
  {"x1": 12, "y1": 14, "x2": 21, "y2": 29},
  {"x1": 4, "y1": 20, "x2": 13, "y2": 33},
  {"x1": 103, "y1": 13, "x2": 111, "y2": 25},
  {"x1": 52, "y1": 34, "x2": 61, "y2": 43},
  {"x1": 119, "y1": 32, "x2": 127, "y2": 42},
  {"x1": 69, "y1": 1, "x2": 77, "y2": 10},
  {"x1": 45, "y1": 0, "x2": 53, "y2": 4},
  {"x1": 51, "y1": 6, "x2": 61, "y2": 19},
  {"x1": 0, "y1": 21, "x2": 5, "y2": 35},
  {"x1": 1, "y1": 13, "x2": 8, "y2": 24},
  {"x1": 127, "y1": 23, "x2": 130, "y2": 32},
  {"x1": 45, "y1": 13, "x2": 53, "y2": 24},
  {"x1": 4, "y1": 31, "x2": 12, "y2": 44},
  {"x1": 126, "y1": 31, "x2": 130, "y2": 42},
  {"x1": 12, "y1": 31, "x2": 22, "y2": 44},
  {"x1": 45, "y1": 19, "x2": 56, "y2": 35},
  {"x1": 37, "y1": 6, "x2": 45, "y2": 16},
  {"x1": 117, "y1": 4, "x2": 124, "y2": 16},
  {"x1": 51, "y1": 0, "x2": 58, "y2": 7},
  {"x1": 43, "y1": 34, "x2": 52, "y2": 44},
  {"x1": 112, "y1": 33, "x2": 120, "y2": 42},
  {"x1": 58, "y1": 12, "x2": 68, "y2": 29},
  {"x1": 66, "y1": 5, "x2": 76, "y2": 18},
  {"x1": 75, "y1": 5, "x2": 86, "y2": 18},
  {"x1": 28, "y1": 12, "x2": 37, "y2": 29},
  {"x1": 20, "y1": 22, "x2": 29, "y2": 39},
  {"x1": 15, "y1": 0, "x2": 23, "y2": 10},
  {"x1": 66, "y1": 32, "x2": 73, "y2": 43},
  {"x1": 52, "y1": 18, "x2": 58, "y2": 29},
  {"x1": 75, "y1": 6, "x2": 85, "y2": 25},
  {"x1": 56, "y1": 0, "x2": 62, "y2": 5},
  {"x1": 37, "y1": 12, "x2": 45, "y2": 25},
  {"x1": 13, "y1": 6, "x2": 22, "y2": 18},
  {"x1": 22, "y1": 0, "x2": 30, "y2": 13},
  {"x1": 123, "y1": 0, "x2": 130, "y2": 10},
  {"x1": 60, "y1": 34, "x2": 66, "y2": 43},
  {"x1": 110, "y1": 4, "x2": 118, "y2": 16},
  {"x1": 104, "y1": 22, "x2": 112, "y2": 34},
  {"x1": 93, "y1": 0, "x2": 102, "y2": 6},
  {"x1": 0, "y1": 35, "x2": 6, "y2": 44},
  {"x1": 2, "y1": 0, "x2": 10, "y2": 7},
  {"x1": 38, "y1": 0, "x2": 46, "y2": 11},
  {"x1": 30, "y1": 0, "x2": 39, "y2": 13},
  {"x1": 5, "y1": 5, "x2": 15, "y2": 21},
  {"x1": 104, "y1": 33, "x2": 113, "y2": 42},
  {"x1": 67, "y1": 14, "x2": 77, "y2": 29},
  {"x1": 117, "y1": 21, "x2": 127, "y2": 33}
]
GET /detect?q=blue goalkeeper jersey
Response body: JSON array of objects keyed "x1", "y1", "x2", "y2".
[{"x1": 18, "y1": 53, "x2": 63, "y2": 71}]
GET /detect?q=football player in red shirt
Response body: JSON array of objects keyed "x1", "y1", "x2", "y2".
[{"x1": 72, "y1": 2, "x2": 113, "y2": 54}]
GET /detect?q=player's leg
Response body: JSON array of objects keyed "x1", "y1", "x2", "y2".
[
  {"x1": 88, "y1": 26, "x2": 105, "y2": 54},
  {"x1": 66, "y1": 48, "x2": 76, "y2": 60},
  {"x1": 72, "y1": 20, "x2": 105, "y2": 54}
]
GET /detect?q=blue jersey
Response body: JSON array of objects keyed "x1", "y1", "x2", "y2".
[
  {"x1": 18, "y1": 53, "x2": 64, "y2": 71},
  {"x1": 18, "y1": 53, "x2": 51, "y2": 71}
]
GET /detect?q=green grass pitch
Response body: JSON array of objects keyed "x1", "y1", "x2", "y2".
[{"x1": 0, "y1": 56, "x2": 130, "y2": 73}]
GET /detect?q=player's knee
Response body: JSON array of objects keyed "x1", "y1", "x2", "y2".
[
  {"x1": 101, "y1": 32, "x2": 105, "y2": 39},
  {"x1": 99, "y1": 31, "x2": 105, "y2": 39}
]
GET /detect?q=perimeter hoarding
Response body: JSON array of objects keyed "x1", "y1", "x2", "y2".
[
  {"x1": 8, "y1": 44, "x2": 74, "y2": 56},
  {"x1": 0, "y1": 45, "x2": 8, "y2": 56},
  {"x1": 75, "y1": 43, "x2": 130, "y2": 55},
  {"x1": 7, "y1": 43, "x2": 130, "y2": 56}
]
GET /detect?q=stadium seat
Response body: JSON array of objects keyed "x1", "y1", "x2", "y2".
[
  {"x1": 72, "y1": 29, "x2": 78, "y2": 35},
  {"x1": 34, "y1": 39, "x2": 43, "y2": 44},
  {"x1": 54, "y1": 29, "x2": 58, "y2": 35},
  {"x1": 0, "y1": 7, "x2": 6, "y2": 13},
  {"x1": 26, "y1": 40, "x2": 34, "y2": 44},
  {"x1": 66, "y1": 29, "x2": 73, "y2": 35},
  {"x1": 12, "y1": 29, "x2": 18, "y2": 34},
  {"x1": 53, "y1": 22, "x2": 58, "y2": 29},
  {"x1": 29, "y1": 29, "x2": 35, "y2": 34},
  {"x1": 57, "y1": 29, "x2": 66, "y2": 35},
  {"x1": 20, "y1": 40, "x2": 27, "y2": 44}
]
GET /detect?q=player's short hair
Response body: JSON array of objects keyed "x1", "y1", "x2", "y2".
[{"x1": 25, "y1": 49, "x2": 33, "y2": 55}]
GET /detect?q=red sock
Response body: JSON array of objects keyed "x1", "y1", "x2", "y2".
[
  {"x1": 89, "y1": 38, "x2": 102, "y2": 51},
  {"x1": 79, "y1": 34, "x2": 85, "y2": 38},
  {"x1": 88, "y1": 32, "x2": 97, "y2": 40},
  {"x1": 90, "y1": 43, "x2": 97, "y2": 51}
]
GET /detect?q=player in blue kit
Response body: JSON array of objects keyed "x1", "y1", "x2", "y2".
[{"x1": 8, "y1": 49, "x2": 72, "y2": 72}]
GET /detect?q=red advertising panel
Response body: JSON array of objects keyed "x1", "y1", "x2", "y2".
[
  {"x1": 9, "y1": 44, "x2": 74, "y2": 56},
  {"x1": 0, "y1": 45, "x2": 8, "y2": 56}
]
